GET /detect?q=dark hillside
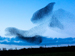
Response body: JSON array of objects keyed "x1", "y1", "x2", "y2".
[{"x1": 0, "y1": 46, "x2": 75, "y2": 56}]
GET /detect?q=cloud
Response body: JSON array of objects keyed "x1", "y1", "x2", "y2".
[{"x1": 0, "y1": 36, "x2": 75, "y2": 46}]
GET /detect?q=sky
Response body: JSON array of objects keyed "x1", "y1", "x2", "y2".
[
  {"x1": 0, "y1": 0, "x2": 75, "y2": 49},
  {"x1": 0, "y1": 0, "x2": 75, "y2": 37}
]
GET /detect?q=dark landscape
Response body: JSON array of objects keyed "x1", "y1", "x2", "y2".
[{"x1": 0, "y1": 46, "x2": 75, "y2": 56}]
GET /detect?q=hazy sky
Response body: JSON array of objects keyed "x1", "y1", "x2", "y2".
[
  {"x1": 0, "y1": 0, "x2": 75, "y2": 37},
  {"x1": 0, "y1": 0, "x2": 75, "y2": 50}
]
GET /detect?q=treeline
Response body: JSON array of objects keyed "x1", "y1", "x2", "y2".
[{"x1": 0, "y1": 46, "x2": 75, "y2": 56}]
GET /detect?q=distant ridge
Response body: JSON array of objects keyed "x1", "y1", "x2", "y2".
[{"x1": 0, "y1": 46, "x2": 75, "y2": 56}]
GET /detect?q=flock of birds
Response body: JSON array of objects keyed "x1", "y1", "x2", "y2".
[{"x1": 5, "y1": 2, "x2": 75, "y2": 44}]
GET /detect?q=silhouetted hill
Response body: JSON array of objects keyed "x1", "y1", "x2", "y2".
[{"x1": 0, "y1": 46, "x2": 75, "y2": 56}]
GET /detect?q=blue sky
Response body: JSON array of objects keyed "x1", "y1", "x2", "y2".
[
  {"x1": 0, "y1": 0, "x2": 75, "y2": 37},
  {"x1": 0, "y1": 0, "x2": 75, "y2": 49}
]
